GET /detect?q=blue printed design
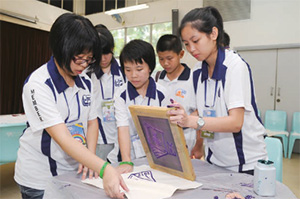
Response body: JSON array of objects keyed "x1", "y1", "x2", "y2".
[
  {"x1": 144, "y1": 123, "x2": 177, "y2": 159},
  {"x1": 82, "y1": 95, "x2": 91, "y2": 106},
  {"x1": 128, "y1": 170, "x2": 156, "y2": 182}
]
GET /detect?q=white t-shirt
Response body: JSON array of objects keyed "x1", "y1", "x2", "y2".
[
  {"x1": 156, "y1": 64, "x2": 197, "y2": 153},
  {"x1": 14, "y1": 56, "x2": 97, "y2": 189},
  {"x1": 114, "y1": 77, "x2": 169, "y2": 160},
  {"x1": 87, "y1": 59, "x2": 125, "y2": 162},
  {"x1": 193, "y1": 48, "x2": 267, "y2": 172}
]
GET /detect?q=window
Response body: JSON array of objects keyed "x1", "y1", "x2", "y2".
[
  {"x1": 111, "y1": 22, "x2": 172, "y2": 72},
  {"x1": 37, "y1": 0, "x2": 73, "y2": 12}
]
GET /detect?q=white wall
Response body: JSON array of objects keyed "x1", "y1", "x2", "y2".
[{"x1": 1, "y1": 0, "x2": 299, "y2": 66}]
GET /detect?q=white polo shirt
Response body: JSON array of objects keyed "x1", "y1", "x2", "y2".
[
  {"x1": 156, "y1": 64, "x2": 197, "y2": 153},
  {"x1": 114, "y1": 77, "x2": 169, "y2": 160},
  {"x1": 87, "y1": 59, "x2": 125, "y2": 162},
  {"x1": 193, "y1": 48, "x2": 267, "y2": 173},
  {"x1": 14, "y1": 56, "x2": 97, "y2": 190}
]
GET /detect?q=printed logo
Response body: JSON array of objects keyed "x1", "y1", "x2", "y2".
[
  {"x1": 82, "y1": 95, "x2": 91, "y2": 106},
  {"x1": 128, "y1": 170, "x2": 156, "y2": 182},
  {"x1": 115, "y1": 79, "x2": 123, "y2": 87},
  {"x1": 175, "y1": 88, "x2": 187, "y2": 98}
]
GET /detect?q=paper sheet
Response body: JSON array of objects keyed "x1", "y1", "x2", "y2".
[{"x1": 82, "y1": 165, "x2": 202, "y2": 199}]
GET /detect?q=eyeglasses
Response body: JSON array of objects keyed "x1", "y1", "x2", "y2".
[{"x1": 72, "y1": 57, "x2": 96, "y2": 65}]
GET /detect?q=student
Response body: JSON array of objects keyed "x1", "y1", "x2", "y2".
[
  {"x1": 87, "y1": 24, "x2": 125, "y2": 163},
  {"x1": 155, "y1": 34, "x2": 203, "y2": 158},
  {"x1": 114, "y1": 39, "x2": 169, "y2": 174},
  {"x1": 14, "y1": 13, "x2": 128, "y2": 199},
  {"x1": 168, "y1": 6, "x2": 267, "y2": 175}
]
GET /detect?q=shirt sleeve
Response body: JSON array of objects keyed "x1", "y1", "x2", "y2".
[
  {"x1": 224, "y1": 59, "x2": 252, "y2": 112},
  {"x1": 22, "y1": 79, "x2": 64, "y2": 132}
]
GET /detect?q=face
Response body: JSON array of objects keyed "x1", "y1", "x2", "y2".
[
  {"x1": 69, "y1": 52, "x2": 94, "y2": 76},
  {"x1": 181, "y1": 24, "x2": 217, "y2": 62},
  {"x1": 157, "y1": 50, "x2": 184, "y2": 74},
  {"x1": 100, "y1": 52, "x2": 113, "y2": 69},
  {"x1": 124, "y1": 59, "x2": 151, "y2": 91}
]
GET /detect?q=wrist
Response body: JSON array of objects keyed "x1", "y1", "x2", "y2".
[
  {"x1": 119, "y1": 161, "x2": 134, "y2": 166},
  {"x1": 196, "y1": 116, "x2": 205, "y2": 130},
  {"x1": 99, "y1": 162, "x2": 110, "y2": 179}
]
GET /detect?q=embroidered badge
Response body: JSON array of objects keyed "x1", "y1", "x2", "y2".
[
  {"x1": 175, "y1": 89, "x2": 187, "y2": 98},
  {"x1": 82, "y1": 95, "x2": 91, "y2": 106}
]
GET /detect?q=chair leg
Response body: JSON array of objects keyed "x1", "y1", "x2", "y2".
[
  {"x1": 283, "y1": 136, "x2": 288, "y2": 158},
  {"x1": 288, "y1": 136, "x2": 295, "y2": 159}
]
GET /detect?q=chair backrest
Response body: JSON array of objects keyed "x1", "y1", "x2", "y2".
[
  {"x1": 264, "y1": 110, "x2": 287, "y2": 131},
  {"x1": 265, "y1": 136, "x2": 283, "y2": 182},
  {"x1": 292, "y1": 112, "x2": 300, "y2": 133},
  {"x1": 0, "y1": 123, "x2": 26, "y2": 165}
]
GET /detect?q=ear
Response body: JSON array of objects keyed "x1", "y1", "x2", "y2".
[
  {"x1": 211, "y1": 27, "x2": 219, "y2": 41},
  {"x1": 179, "y1": 50, "x2": 185, "y2": 58}
]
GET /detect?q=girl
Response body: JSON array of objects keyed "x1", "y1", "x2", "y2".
[
  {"x1": 168, "y1": 6, "x2": 267, "y2": 175},
  {"x1": 87, "y1": 24, "x2": 126, "y2": 163},
  {"x1": 14, "y1": 13, "x2": 128, "y2": 199}
]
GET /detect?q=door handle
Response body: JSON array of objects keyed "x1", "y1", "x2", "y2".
[
  {"x1": 277, "y1": 87, "x2": 281, "y2": 96},
  {"x1": 270, "y1": 87, "x2": 274, "y2": 96}
]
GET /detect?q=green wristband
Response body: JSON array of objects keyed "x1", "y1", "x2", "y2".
[
  {"x1": 99, "y1": 162, "x2": 110, "y2": 179},
  {"x1": 119, "y1": 161, "x2": 134, "y2": 166}
]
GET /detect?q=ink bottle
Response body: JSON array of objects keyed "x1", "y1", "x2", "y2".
[{"x1": 253, "y1": 159, "x2": 276, "y2": 196}]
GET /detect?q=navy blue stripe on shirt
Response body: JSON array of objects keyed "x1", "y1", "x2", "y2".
[
  {"x1": 120, "y1": 90, "x2": 126, "y2": 101},
  {"x1": 81, "y1": 76, "x2": 91, "y2": 93},
  {"x1": 206, "y1": 147, "x2": 213, "y2": 164},
  {"x1": 41, "y1": 130, "x2": 57, "y2": 176},
  {"x1": 193, "y1": 69, "x2": 201, "y2": 94},
  {"x1": 45, "y1": 78, "x2": 57, "y2": 102},
  {"x1": 233, "y1": 131, "x2": 246, "y2": 172},
  {"x1": 97, "y1": 117, "x2": 108, "y2": 144},
  {"x1": 157, "y1": 90, "x2": 165, "y2": 106}
]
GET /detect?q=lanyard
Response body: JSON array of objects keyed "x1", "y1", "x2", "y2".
[
  {"x1": 204, "y1": 80, "x2": 218, "y2": 108},
  {"x1": 63, "y1": 92, "x2": 80, "y2": 123},
  {"x1": 100, "y1": 75, "x2": 115, "y2": 100}
]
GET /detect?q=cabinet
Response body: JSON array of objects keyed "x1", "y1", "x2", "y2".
[{"x1": 236, "y1": 45, "x2": 300, "y2": 152}]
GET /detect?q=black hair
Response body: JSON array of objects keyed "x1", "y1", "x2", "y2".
[
  {"x1": 156, "y1": 34, "x2": 182, "y2": 54},
  {"x1": 95, "y1": 24, "x2": 115, "y2": 54},
  {"x1": 120, "y1": 39, "x2": 156, "y2": 75},
  {"x1": 49, "y1": 13, "x2": 101, "y2": 73},
  {"x1": 223, "y1": 31, "x2": 230, "y2": 48},
  {"x1": 179, "y1": 6, "x2": 224, "y2": 48}
]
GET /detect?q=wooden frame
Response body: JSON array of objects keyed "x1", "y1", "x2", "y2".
[{"x1": 129, "y1": 105, "x2": 196, "y2": 181}]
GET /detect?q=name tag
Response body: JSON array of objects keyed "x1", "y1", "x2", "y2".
[
  {"x1": 202, "y1": 109, "x2": 216, "y2": 139},
  {"x1": 101, "y1": 100, "x2": 115, "y2": 122}
]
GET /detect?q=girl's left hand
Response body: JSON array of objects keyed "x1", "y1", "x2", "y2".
[{"x1": 77, "y1": 163, "x2": 99, "y2": 180}]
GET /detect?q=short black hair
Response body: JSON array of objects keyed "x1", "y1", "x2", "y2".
[
  {"x1": 49, "y1": 13, "x2": 101, "y2": 73},
  {"x1": 156, "y1": 34, "x2": 182, "y2": 54},
  {"x1": 95, "y1": 24, "x2": 115, "y2": 54},
  {"x1": 223, "y1": 31, "x2": 230, "y2": 48},
  {"x1": 120, "y1": 39, "x2": 156, "y2": 75}
]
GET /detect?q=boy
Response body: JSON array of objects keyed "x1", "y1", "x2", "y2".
[
  {"x1": 155, "y1": 34, "x2": 203, "y2": 158},
  {"x1": 114, "y1": 39, "x2": 169, "y2": 173}
]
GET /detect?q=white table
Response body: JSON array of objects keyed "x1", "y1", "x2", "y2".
[{"x1": 44, "y1": 158, "x2": 297, "y2": 199}]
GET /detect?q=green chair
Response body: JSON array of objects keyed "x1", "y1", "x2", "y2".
[
  {"x1": 0, "y1": 123, "x2": 26, "y2": 165},
  {"x1": 288, "y1": 112, "x2": 300, "y2": 159},
  {"x1": 264, "y1": 110, "x2": 289, "y2": 158},
  {"x1": 265, "y1": 136, "x2": 283, "y2": 182}
]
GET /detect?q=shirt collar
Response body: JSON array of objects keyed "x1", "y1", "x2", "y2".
[
  {"x1": 47, "y1": 56, "x2": 85, "y2": 93},
  {"x1": 128, "y1": 77, "x2": 157, "y2": 101},
  {"x1": 159, "y1": 63, "x2": 190, "y2": 80},
  {"x1": 201, "y1": 47, "x2": 227, "y2": 82},
  {"x1": 95, "y1": 58, "x2": 121, "y2": 79}
]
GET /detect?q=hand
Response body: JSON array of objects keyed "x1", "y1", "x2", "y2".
[
  {"x1": 77, "y1": 163, "x2": 98, "y2": 180},
  {"x1": 116, "y1": 164, "x2": 133, "y2": 174},
  {"x1": 103, "y1": 165, "x2": 129, "y2": 199},
  {"x1": 190, "y1": 144, "x2": 204, "y2": 159},
  {"x1": 167, "y1": 103, "x2": 190, "y2": 128}
]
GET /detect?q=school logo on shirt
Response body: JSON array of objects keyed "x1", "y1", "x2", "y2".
[
  {"x1": 82, "y1": 95, "x2": 91, "y2": 106},
  {"x1": 115, "y1": 79, "x2": 123, "y2": 87},
  {"x1": 175, "y1": 88, "x2": 187, "y2": 98}
]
